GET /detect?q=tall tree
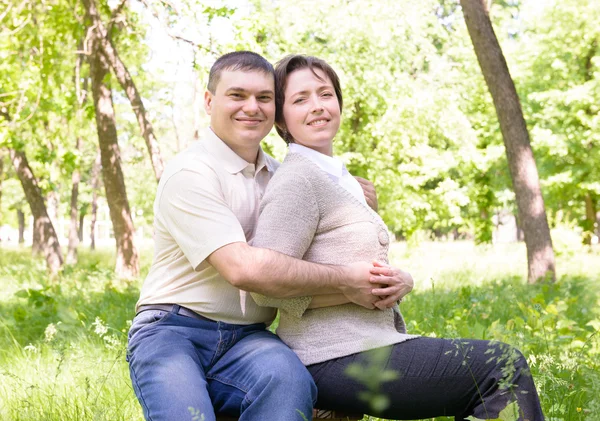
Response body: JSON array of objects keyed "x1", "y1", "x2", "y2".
[
  {"x1": 460, "y1": 0, "x2": 556, "y2": 283},
  {"x1": 17, "y1": 209, "x2": 25, "y2": 244},
  {"x1": 83, "y1": 0, "x2": 164, "y2": 182},
  {"x1": 66, "y1": 136, "x2": 82, "y2": 263},
  {"x1": 66, "y1": 45, "x2": 88, "y2": 264},
  {"x1": 86, "y1": 10, "x2": 140, "y2": 278},
  {"x1": 90, "y1": 149, "x2": 101, "y2": 250},
  {"x1": 584, "y1": 194, "x2": 597, "y2": 246},
  {"x1": 10, "y1": 149, "x2": 63, "y2": 273}
]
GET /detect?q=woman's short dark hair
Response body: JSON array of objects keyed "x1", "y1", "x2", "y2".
[
  {"x1": 207, "y1": 51, "x2": 274, "y2": 94},
  {"x1": 274, "y1": 55, "x2": 343, "y2": 144}
]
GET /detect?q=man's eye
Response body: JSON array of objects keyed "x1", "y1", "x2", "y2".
[
  {"x1": 230, "y1": 93, "x2": 242, "y2": 98},
  {"x1": 259, "y1": 96, "x2": 273, "y2": 102}
]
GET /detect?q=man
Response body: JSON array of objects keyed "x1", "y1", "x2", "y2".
[{"x1": 127, "y1": 51, "x2": 413, "y2": 421}]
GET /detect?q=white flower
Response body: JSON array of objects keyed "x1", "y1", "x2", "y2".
[
  {"x1": 44, "y1": 323, "x2": 58, "y2": 342},
  {"x1": 92, "y1": 317, "x2": 108, "y2": 337},
  {"x1": 24, "y1": 343, "x2": 39, "y2": 354}
]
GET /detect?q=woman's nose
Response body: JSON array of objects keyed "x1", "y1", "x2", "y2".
[{"x1": 310, "y1": 96, "x2": 324, "y2": 113}]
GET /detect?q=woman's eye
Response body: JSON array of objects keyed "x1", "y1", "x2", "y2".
[{"x1": 293, "y1": 97, "x2": 306, "y2": 104}]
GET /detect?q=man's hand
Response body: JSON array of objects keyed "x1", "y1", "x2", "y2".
[
  {"x1": 339, "y1": 261, "x2": 381, "y2": 309},
  {"x1": 369, "y1": 261, "x2": 414, "y2": 309},
  {"x1": 355, "y1": 176, "x2": 378, "y2": 212}
]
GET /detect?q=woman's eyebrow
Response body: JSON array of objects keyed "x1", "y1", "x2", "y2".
[{"x1": 289, "y1": 85, "x2": 333, "y2": 97}]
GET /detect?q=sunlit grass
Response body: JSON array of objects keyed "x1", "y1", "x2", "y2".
[{"x1": 0, "y1": 242, "x2": 598, "y2": 420}]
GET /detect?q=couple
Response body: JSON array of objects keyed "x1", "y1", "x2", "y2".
[{"x1": 127, "y1": 51, "x2": 544, "y2": 421}]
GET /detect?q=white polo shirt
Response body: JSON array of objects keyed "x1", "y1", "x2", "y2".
[{"x1": 136, "y1": 128, "x2": 279, "y2": 325}]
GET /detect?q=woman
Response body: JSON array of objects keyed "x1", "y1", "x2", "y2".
[{"x1": 251, "y1": 54, "x2": 544, "y2": 421}]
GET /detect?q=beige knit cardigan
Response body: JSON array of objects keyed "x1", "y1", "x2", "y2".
[{"x1": 251, "y1": 152, "x2": 417, "y2": 366}]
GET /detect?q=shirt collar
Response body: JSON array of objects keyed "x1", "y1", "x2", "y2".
[
  {"x1": 201, "y1": 128, "x2": 272, "y2": 175},
  {"x1": 289, "y1": 143, "x2": 344, "y2": 178}
]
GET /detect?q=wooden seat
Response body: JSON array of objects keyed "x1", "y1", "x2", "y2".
[{"x1": 216, "y1": 408, "x2": 363, "y2": 420}]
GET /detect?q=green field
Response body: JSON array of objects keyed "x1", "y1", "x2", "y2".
[{"x1": 1, "y1": 242, "x2": 599, "y2": 421}]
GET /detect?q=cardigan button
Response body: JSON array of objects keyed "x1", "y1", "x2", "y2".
[{"x1": 378, "y1": 230, "x2": 389, "y2": 246}]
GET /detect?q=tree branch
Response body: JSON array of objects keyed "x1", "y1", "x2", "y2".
[
  {"x1": 107, "y1": 0, "x2": 128, "y2": 34},
  {"x1": 137, "y1": 0, "x2": 202, "y2": 49},
  {"x1": 82, "y1": 0, "x2": 164, "y2": 181}
]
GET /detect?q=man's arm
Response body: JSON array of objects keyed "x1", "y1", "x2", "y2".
[{"x1": 207, "y1": 242, "x2": 379, "y2": 309}]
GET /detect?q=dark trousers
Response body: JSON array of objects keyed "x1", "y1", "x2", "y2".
[{"x1": 307, "y1": 337, "x2": 544, "y2": 421}]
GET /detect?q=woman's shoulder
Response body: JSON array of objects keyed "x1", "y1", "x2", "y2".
[{"x1": 274, "y1": 152, "x2": 330, "y2": 182}]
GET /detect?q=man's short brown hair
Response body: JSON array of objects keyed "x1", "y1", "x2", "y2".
[
  {"x1": 274, "y1": 55, "x2": 343, "y2": 144},
  {"x1": 207, "y1": 51, "x2": 274, "y2": 94}
]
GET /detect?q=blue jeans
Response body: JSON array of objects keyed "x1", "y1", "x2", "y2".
[{"x1": 127, "y1": 306, "x2": 316, "y2": 421}]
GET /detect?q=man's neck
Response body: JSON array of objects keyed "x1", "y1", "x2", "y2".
[
  {"x1": 210, "y1": 128, "x2": 260, "y2": 164},
  {"x1": 234, "y1": 146, "x2": 260, "y2": 165}
]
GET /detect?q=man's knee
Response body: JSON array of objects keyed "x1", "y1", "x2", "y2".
[{"x1": 252, "y1": 350, "x2": 317, "y2": 401}]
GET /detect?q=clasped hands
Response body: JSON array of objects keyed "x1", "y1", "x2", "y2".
[{"x1": 342, "y1": 261, "x2": 414, "y2": 310}]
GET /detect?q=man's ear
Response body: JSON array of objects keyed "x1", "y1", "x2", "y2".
[{"x1": 204, "y1": 90, "x2": 213, "y2": 115}]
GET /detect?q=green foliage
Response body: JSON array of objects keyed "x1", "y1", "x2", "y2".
[
  {"x1": 466, "y1": 401, "x2": 520, "y2": 421},
  {"x1": 1, "y1": 242, "x2": 597, "y2": 420},
  {"x1": 3, "y1": 0, "x2": 599, "y2": 244},
  {"x1": 515, "y1": 0, "x2": 600, "y2": 239},
  {"x1": 345, "y1": 347, "x2": 399, "y2": 414}
]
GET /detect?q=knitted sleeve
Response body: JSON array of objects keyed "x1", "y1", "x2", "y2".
[{"x1": 250, "y1": 168, "x2": 319, "y2": 318}]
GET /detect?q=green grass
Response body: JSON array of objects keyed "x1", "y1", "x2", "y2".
[{"x1": 0, "y1": 242, "x2": 599, "y2": 421}]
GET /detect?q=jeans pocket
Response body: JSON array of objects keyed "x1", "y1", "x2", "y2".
[{"x1": 128, "y1": 310, "x2": 170, "y2": 344}]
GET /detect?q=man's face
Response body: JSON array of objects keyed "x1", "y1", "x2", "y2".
[{"x1": 204, "y1": 69, "x2": 275, "y2": 153}]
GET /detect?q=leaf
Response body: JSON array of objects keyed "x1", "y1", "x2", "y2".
[{"x1": 498, "y1": 401, "x2": 520, "y2": 421}]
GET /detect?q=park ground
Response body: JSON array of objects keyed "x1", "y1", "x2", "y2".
[{"x1": 0, "y1": 240, "x2": 599, "y2": 421}]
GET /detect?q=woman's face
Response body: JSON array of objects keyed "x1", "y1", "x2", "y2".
[{"x1": 282, "y1": 67, "x2": 340, "y2": 156}]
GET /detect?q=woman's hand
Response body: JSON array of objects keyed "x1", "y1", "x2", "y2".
[
  {"x1": 355, "y1": 176, "x2": 378, "y2": 211},
  {"x1": 369, "y1": 261, "x2": 414, "y2": 309}
]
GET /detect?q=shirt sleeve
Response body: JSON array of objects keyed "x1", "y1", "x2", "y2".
[
  {"x1": 250, "y1": 170, "x2": 319, "y2": 318},
  {"x1": 157, "y1": 168, "x2": 246, "y2": 270}
]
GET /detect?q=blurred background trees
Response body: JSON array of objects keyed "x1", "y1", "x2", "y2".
[{"x1": 1, "y1": 0, "x2": 598, "y2": 279}]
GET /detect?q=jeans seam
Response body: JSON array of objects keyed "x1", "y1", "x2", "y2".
[
  {"x1": 207, "y1": 375, "x2": 250, "y2": 394},
  {"x1": 210, "y1": 324, "x2": 224, "y2": 367},
  {"x1": 129, "y1": 362, "x2": 155, "y2": 421}
]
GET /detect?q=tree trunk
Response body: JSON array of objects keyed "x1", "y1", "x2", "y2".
[
  {"x1": 67, "y1": 137, "x2": 82, "y2": 264},
  {"x1": 583, "y1": 193, "x2": 597, "y2": 245},
  {"x1": 32, "y1": 217, "x2": 42, "y2": 254},
  {"x1": 460, "y1": 0, "x2": 556, "y2": 283},
  {"x1": 67, "y1": 42, "x2": 88, "y2": 264},
  {"x1": 83, "y1": 0, "x2": 164, "y2": 182},
  {"x1": 78, "y1": 208, "x2": 85, "y2": 242},
  {"x1": 10, "y1": 149, "x2": 63, "y2": 273},
  {"x1": 90, "y1": 149, "x2": 101, "y2": 250},
  {"x1": 87, "y1": 24, "x2": 140, "y2": 278},
  {"x1": 46, "y1": 190, "x2": 60, "y2": 233},
  {"x1": 17, "y1": 209, "x2": 25, "y2": 244}
]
